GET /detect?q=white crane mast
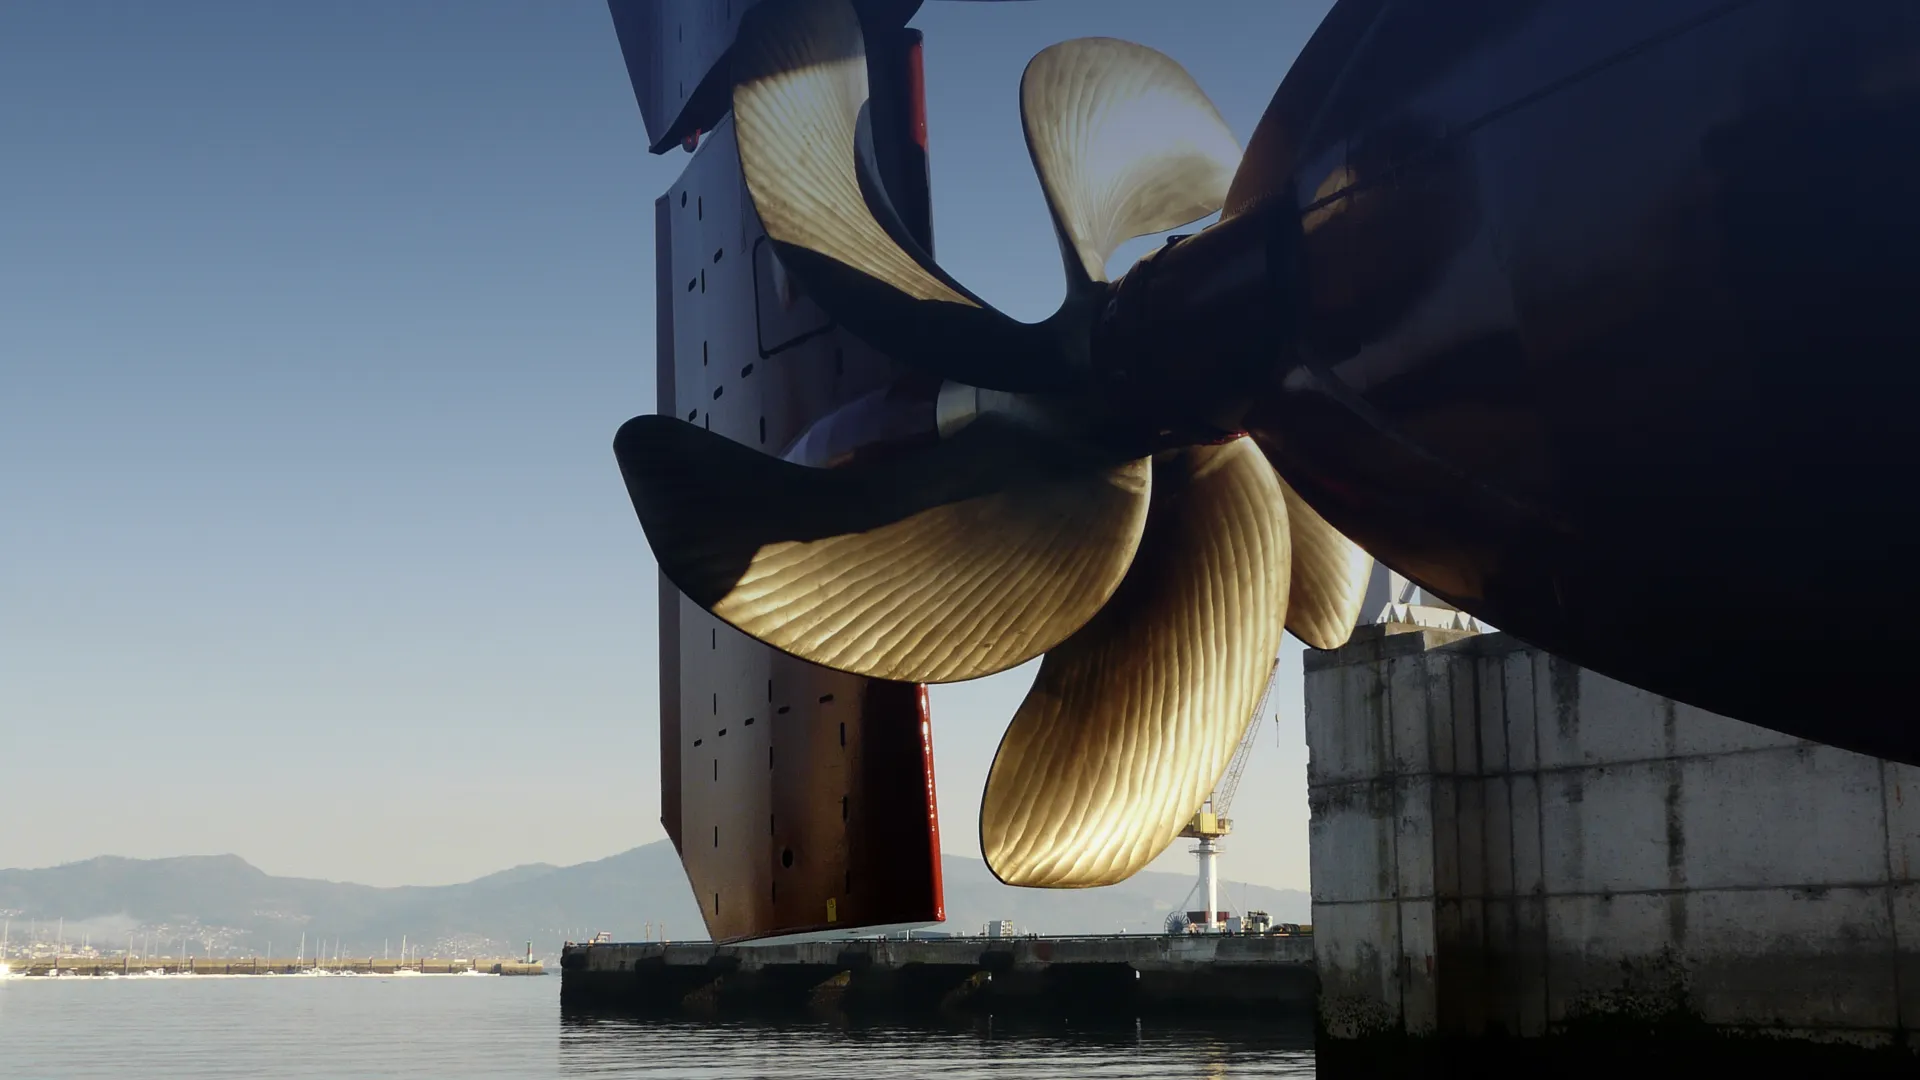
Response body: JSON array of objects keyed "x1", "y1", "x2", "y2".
[{"x1": 1178, "y1": 656, "x2": 1283, "y2": 933}]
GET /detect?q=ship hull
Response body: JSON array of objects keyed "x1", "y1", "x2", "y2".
[
  {"x1": 630, "y1": 6, "x2": 948, "y2": 942},
  {"x1": 1246, "y1": 0, "x2": 1920, "y2": 760}
]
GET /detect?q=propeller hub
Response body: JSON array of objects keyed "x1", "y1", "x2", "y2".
[{"x1": 1091, "y1": 205, "x2": 1301, "y2": 448}]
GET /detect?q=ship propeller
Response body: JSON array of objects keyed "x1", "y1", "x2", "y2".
[{"x1": 615, "y1": 0, "x2": 1373, "y2": 888}]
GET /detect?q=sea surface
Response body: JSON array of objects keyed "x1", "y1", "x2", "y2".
[{"x1": 0, "y1": 971, "x2": 1317, "y2": 1078}]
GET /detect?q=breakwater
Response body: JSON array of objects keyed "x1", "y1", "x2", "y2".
[
  {"x1": 2, "y1": 957, "x2": 544, "y2": 977},
  {"x1": 561, "y1": 933, "x2": 1315, "y2": 1016}
]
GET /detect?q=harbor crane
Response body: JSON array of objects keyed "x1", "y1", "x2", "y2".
[{"x1": 1173, "y1": 658, "x2": 1281, "y2": 933}]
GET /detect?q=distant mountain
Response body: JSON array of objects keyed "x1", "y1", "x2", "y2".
[
  {"x1": 0, "y1": 844, "x2": 1306, "y2": 961},
  {"x1": 464, "y1": 863, "x2": 563, "y2": 888},
  {"x1": 937, "y1": 856, "x2": 1307, "y2": 936}
]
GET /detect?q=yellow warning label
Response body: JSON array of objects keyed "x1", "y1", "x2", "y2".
[{"x1": 826, "y1": 898, "x2": 838, "y2": 923}]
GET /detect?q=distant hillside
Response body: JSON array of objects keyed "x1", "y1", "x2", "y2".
[
  {"x1": 937, "y1": 856, "x2": 1306, "y2": 936},
  {"x1": 0, "y1": 845, "x2": 1306, "y2": 960}
]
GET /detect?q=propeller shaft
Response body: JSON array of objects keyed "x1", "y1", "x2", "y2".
[{"x1": 1092, "y1": 203, "x2": 1297, "y2": 441}]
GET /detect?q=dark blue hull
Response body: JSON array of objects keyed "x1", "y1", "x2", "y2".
[{"x1": 1245, "y1": 0, "x2": 1920, "y2": 759}]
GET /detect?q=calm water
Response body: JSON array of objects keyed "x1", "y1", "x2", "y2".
[{"x1": 0, "y1": 973, "x2": 1317, "y2": 1078}]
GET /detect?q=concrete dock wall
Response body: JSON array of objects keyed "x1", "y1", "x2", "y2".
[
  {"x1": 1306, "y1": 625, "x2": 1917, "y2": 1047},
  {"x1": 561, "y1": 934, "x2": 1315, "y2": 1016}
]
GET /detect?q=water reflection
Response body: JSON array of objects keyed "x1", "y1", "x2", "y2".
[{"x1": 558, "y1": 1010, "x2": 1317, "y2": 1079}]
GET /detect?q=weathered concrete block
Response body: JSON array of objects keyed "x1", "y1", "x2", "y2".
[
  {"x1": 1400, "y1": 899, "x2": 1438, "y2": 1034},
  {"x1": 1426, "y1": 656, "x2": 1458, "y2": 775},
  {"x1": 1542, "y1": 892, "x2": 1679, "y2": 1024},
  {"x1": 1454, "y1": 778, "x2": 1488, "y2": 899},
  {"x1": 1310, "y1": 780, "x2": 1396, "y2": 905},
  {"x1": 1308, "y1": 659, "x2": 1389, "y2": 786},
  {"x1": 1433, "y1": 779, "x2": 1461, "y2": 898},
  {"x1": 1478, "y1": 654, "x2": 1510, "y2": 775},
  {"x1": 1387, "y1": 654, "x2": 1431, "y2": 778},
  {"x1": 1882, "y1": 762, "x2": 1920, "y2": 883},
  {"x1": 1509, "y1": 772, "x2": 1545, "y2": 896},
  {"x1": 1313, "y1": 900, "x2": 1406, "y2": 1038},
  {"x1": 1891, "y1": 883, "x2": 1920, "y2": 1031},
  {"x1": 1309, "y1": 629, "x2": 1911, "y2": 1050},
  {"x1": 1478, "y1": 896, "x2": 1521, "y2": 1035},
  {"x1": 1504, "y1": 649, "x2": 1540, "y2": 773},
  {"x1": 1393, "y1": 774, "x2": 1436, "y2": 900},
  {"x1": 1536, "y1": 665, "x2": 1672, "y2": 768},
  {"x1": 1437, "y1": 896, "x2": 1490, "y2": 1035},
  {"x1": 1449, "y1": 654, "x2": 1482, "y2": 776},
  {"x1": 1481, "y1": 775, "x2": 1516, "y2": 898},
  {"x1": 1685, "y1": 885, "x2": 1896, "y2": 1030},
  {"x1": 1540, "y1": 761, "x2": 1675, "y2": 895},
  {"x1": 1513, "y1": 894, "x2": 1550, "y2": 1036},
  {"x1": 1531, "y1": 652, "x2": 1577, "y2": 768},
  {"x1": 1677, "y1": 745, "x2": 1887, "y2": 890},
  {"x1": 1671, "y1": 699, "x2": 1806, "y2": 757}
]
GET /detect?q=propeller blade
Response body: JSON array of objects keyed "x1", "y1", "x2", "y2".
[
  {"x1": 732, "y1": 0, "x2": 1080, "y2": 393},
  {"x1": 1022, "y1": 38, "x2": 1241, "y2": 286},
  {"x1": 1279, "y1": 477, "x2": 1374, "y2": 649},
  {"x1": 980, "y1": 437, "x2": 1290, "y2": 887},
  {"x1": 614, "y1": 414, "x2": 1152, "y2": 684}
]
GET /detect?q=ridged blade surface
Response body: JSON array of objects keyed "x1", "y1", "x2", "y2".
[
  {"x1": 1021, "y1": 38, "x2": 1241, "y2": 285},
  {"x1": 615, "y1": 414, "x2": 1152, "y2": 684},
  {"x1": 1279, "y1": 477, "x2": 1374, "y2": 649},
  {"x1": 981, "y1": 437, "x2": 1290, "y2": 887},
  {"x1": 732, "y1": 0, "x2": 1074, "y2": 392}
]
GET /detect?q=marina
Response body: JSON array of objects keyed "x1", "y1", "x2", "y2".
[{"x1": 3, "y1": 957, "x2": 545, "y2": 977}]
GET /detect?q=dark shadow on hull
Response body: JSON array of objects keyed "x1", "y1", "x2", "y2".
[{"x1": 1247, "y1": 0, "x2": 1920, "y2": 762}]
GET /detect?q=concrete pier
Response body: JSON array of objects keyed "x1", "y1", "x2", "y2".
[
  {"x1": 3, "y1": 957, "x2": 544, "y2": 976},
  {"x1": 560, "y1": 934, "x2": 1315, "y2": 1016},
  {"x1": 1306, "y1": 625, "x2": 1918, "y2": 1053}
]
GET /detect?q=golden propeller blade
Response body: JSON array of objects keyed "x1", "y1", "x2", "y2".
[
  {"x1": 1278, "y1": 477, "x2": 1374, "y2": 649},
  {"x1": 732, "y1": 0, "x2": 1079, "y2": 392},
  {"x1": 980, "y1": 437, "x2": 1290, "y2": 887},
  {"x1": 1021, "y1": 37, "x2": 1241, "y2": 286},
  {"x1": 614, "y1": 414, "x2": 1152, "y2": 684}
]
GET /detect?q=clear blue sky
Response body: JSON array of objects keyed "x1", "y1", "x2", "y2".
[{"x1": 0, "y1": 0, "x2": 1334, "y2": 891}]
